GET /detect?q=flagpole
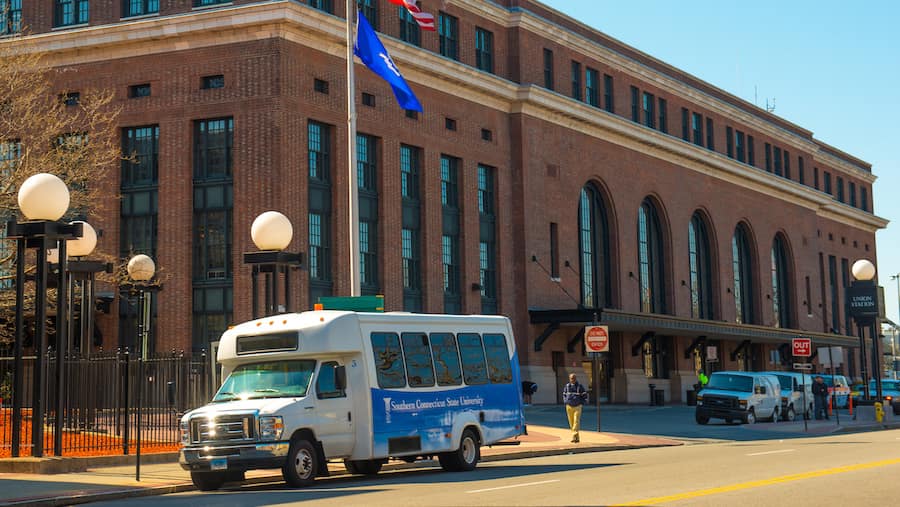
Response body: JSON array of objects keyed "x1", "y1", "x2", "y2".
[{"x1": 346, "y1": 0, "x2": 361, "y2": 297}]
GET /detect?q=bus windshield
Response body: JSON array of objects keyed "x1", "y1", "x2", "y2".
[{"x1": 213, "y1": 360, "x2": 316, "y2": 402}]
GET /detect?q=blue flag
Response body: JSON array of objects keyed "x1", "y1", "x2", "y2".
[{"x1": 354, "y1": 10, "x2": 423, "y2": 112}]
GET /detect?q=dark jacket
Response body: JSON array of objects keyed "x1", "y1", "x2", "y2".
[
  {"x1": 812, "y1": 381, "x2": 828, "y2": 397},
  {"x1": 563, "y1": 381, "x2": 588, "y2": 406}
]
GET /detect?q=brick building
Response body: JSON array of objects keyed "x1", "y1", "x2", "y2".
[{"x1": 1, "y1": 0, "x2": 887, "y2": 403}]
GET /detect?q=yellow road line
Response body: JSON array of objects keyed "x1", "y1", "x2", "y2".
[{"x1": 615, "y1": 457, "x2": 900, "y2": 506}]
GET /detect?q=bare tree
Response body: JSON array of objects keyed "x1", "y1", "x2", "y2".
[{"x1": 0, "y1": 41, "x2": 123, "y2": 346}]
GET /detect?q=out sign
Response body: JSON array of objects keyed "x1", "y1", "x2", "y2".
[
  {"x1": 792, "y1": 338, "x2": 812, "y2": 357},
  {"x1": 584, "y1": 325, "x2": 609, "y2": 353}
]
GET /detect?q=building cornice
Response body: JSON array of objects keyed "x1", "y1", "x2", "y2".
[{"x1": 2, "y1": 1, "x2": 884, "y2": 232}]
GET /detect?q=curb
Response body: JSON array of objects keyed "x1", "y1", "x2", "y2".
[
  {"x1": 1, "y1": 443, "x2": 677, "y2": 506},
  {"x1": 0, "y1": 452, "x2": 180, "y2": 474}
]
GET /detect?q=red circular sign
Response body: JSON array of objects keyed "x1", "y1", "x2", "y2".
[{"x1": 585, "y1": 326, "x2": 609, "y2": 352}]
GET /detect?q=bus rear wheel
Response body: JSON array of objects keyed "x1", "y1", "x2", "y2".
[{"x1": 439, "y1": 429, "x2": 480, "y2": 472}]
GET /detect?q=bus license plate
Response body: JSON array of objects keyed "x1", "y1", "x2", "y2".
[{"x1": 210, "y1": 458, "x2": 227, "y2": 471}]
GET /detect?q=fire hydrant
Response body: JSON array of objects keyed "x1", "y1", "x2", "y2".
[{"x1": 875, "y1": 402, "x2": 884, "y2": 423}]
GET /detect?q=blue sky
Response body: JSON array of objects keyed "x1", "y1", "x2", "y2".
[{"x1": 539, "y1": 0, "x2": 900, "y2": 323}]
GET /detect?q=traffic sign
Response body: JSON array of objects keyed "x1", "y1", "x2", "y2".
[
  {"x1": 584, "y1": 325, "x2": 609, "y2": 353},
  {"x1": 793, "y1": 363, "x2": 813, "y2": 371},
  {"x1": 792, "y1": 338, "x2": 812, "y2": 357}
]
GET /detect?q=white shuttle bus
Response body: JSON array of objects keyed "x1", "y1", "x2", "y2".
[{"x1": 179, "y1": 310, "x2": 527, "y2": 490}]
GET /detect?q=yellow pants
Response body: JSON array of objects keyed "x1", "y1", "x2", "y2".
[{"x1": 566, "y1": 404, "x2": 583, "y2": 441}]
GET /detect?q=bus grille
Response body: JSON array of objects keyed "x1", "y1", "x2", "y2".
[{"x1": 189, "y1": 414, "x2": 256, "y2": 444}]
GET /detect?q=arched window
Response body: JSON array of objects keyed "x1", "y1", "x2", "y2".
[
  {"x1": 578, "y1": 184, "x2": 611, "y2": 308},
  {"x1": 638, "y1": 198, "x2": 666, "y2": 313},
  {"x1": 771, "y1": 235, "x2": 792, "y2": 328},
  {"x1": 732, "y1": 224, "x2": 755, "y2": 324},
  {"x1": 688, "y1": 213, "x2": 714, "y2": 319}
]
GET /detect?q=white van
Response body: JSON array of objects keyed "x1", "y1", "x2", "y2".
[
  {"x1": 763, "y1": 371, "x2": 814, "y2": 421},
  {"x1": 696, "y1": 371, "x2": 781, "y2": 424},
  {"x1": 179, "y1": 311, "x2": 526, "y2": 490}
]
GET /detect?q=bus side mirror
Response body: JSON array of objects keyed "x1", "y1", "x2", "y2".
[{"x1": 335, "y1": 365, "x2": 347, "y2": 391}]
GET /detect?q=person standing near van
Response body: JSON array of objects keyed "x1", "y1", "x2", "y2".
[
  {"x1": 812, "y1": 375, "x2": 829, "y2": 420},
  {"x1": 563, "y1": 373, "x2": 588, "y2": 443}
]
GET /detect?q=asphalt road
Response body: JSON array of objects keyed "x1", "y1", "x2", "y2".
[{"x1": 94, "y1": 428, "x2": 900, "y2": 506}]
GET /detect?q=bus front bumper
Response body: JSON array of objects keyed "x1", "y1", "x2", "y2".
[{"x1": 179, "y1": 442, "x2": 290, "y2": 472}]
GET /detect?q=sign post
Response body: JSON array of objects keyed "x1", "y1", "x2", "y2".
[
  {"x1": 792, "y1": 338, "x2": 812, "y2": 432},
  {"x1": 584, "y1": 323, "x2": 608, "y2": 432}
]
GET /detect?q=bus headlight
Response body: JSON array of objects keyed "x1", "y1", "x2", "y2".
[
  {"x1": 180, "y1": 421, "x2": 190, "y2": 445},
  {"x1": 259, "y1": 416, "x2": 284, "y2": 441},
  {"x1": 696, "y1": 395, "x2": 703, "y2": 406},
  {"x1": 739, "y1": 400, "x2": 748, "y2": 408}
]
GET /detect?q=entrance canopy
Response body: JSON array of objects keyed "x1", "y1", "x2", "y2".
[{"x1": 529, "y1": 307, "x2": 859, "y2": 352}]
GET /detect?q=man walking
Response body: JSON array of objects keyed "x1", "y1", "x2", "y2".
[
  {"x1": 563, "y1": 373, "x2": 588, "y2": 443},
  {"x1": 812, "y1": 375, "x2": 829, "y2": 420}
]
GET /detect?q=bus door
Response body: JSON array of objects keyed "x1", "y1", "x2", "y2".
[{"x1": 314, "y1": 360, "x2": 354, "y2": 456}]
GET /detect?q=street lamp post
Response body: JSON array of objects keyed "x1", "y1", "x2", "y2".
[
  {"x1": 126, "y1": 254, "x2": 155, "y2": 482},
  {"x1": 243, "y1": 211, "x2": 303, "y2": 319},
  {"x1": 847, "y1": 259, "x2": 883, "y2": 403},
  {"x1": 6, "y1": 173, "x2": 81, "y2": 457}
]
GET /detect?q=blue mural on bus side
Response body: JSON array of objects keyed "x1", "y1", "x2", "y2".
[{"x1": 370, "y1": 382, "x2": 524, "y2": 456}]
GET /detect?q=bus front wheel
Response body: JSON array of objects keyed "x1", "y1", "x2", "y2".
[
  {"x1": 191, "y1": 471, "x2": 227, "y2": 491},
  {"x1": 283, "y1": 438, "x2": 318, "y2": 487},
  {"x1": 439, "y1": 429, "x2": 480, "y2": 472}
]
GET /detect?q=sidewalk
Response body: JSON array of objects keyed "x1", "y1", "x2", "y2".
[{"x1": 0, "y1": 423, "x2": 680, "y2": 507}]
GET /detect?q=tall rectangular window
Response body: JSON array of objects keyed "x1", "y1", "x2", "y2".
[
  {"x1": 357, "y1": 133, "x2": 379, "y2": 294},
  {"x1": 550, "y1": 222, "x2": 559, "y2": 279},
  {"x1": 682, "y1": 108, "x2": 690, "y2": 142},
  {"x1": 783, "y1": 150, "x2": 791, "y2": 179},
  {"x1": 439, "y1": 12, "x2": 458, "y2": 60},
  {"x1": 123, "y1": 0, "x2": 158, "y2": 17},
  {"x1": 121, "y1": 125, "x2": 159, "y2": 257},
  {"x1": 836, "y1": 176, "x2": 844, "y2": 202},
  {"x1": 828, "y1": 255, "x2": 840, "y2": 333},
  {"x1": 1, "y1": 0, "x2": 22, "y2": 34},
  {"x1": 642, "y1": 92, "x2": 655, "y2": 128},
  {"x1": 585, "y1": 67, "x2": 599, "y2": 107},
  {"x1": 359, "y1": 0, "x2": 377, "y2": 30},
  {"x1": 603, "y1": 74, "x2": 614, "y2": 113},
  {"x1": 726, "y1": 127, "x2": 734, "y2": 157},
  {"x1": 814, "y1": 167, "x2": 820, "y2": 189},
  {"x1": 193, "y1": 117, "x2": 234, "y2": 352},
  {"x1": 691, "y1": 113, "x2": 703, "y2": 146},
  {"x1": 735, "y1": 131, "x2": 745, "y2": 163},
  {"x1": 764, "y1": 143, "x2": 772, "y2": 172},
  {"x1": 824, "y1": 171, "x2": 832, "y2": 195},
  {"x1": 774, "y1": 146, "x2": 783, "y2": 176},
  {"x1": 307, "y1": 0, "x2": 332, "y2": 13},
  {"x1": 441, "y1": 155, "x2": 461, "y2": 313},
  {"x1": 0, "y1": 140, "x2": 21, "y2": 289},
  {"x1": 475, "y1": 27, "x2": 494, "y2": 73},
  {"x1": 706, "y1": 118, "x2": 714, "y2": 151},
  {"x1": 658, "y1": 98, "x2": 668, "y2": 134},
  {"x1": 543, "y1": 49, "x2": 554, "y2": 90},
  {"x1": 478, "y1": 165, "x2": 497, "y2": 313},
  {"x1": 630, "y1": 86, "x2": 640, "y2": 122},
  {"x1": 799, "y1": 156, "x2": 805, "y2": 185},
  {"x1": 401, "y1": 145, "x2": 422, "y2": 311},
  {"x1": 861, "y1": 187, "x2": 868, "y2": 212},
  {"x1": 571, "y1": 61, "x2": 582, "y2": 101},
  {"x1": 55, "y1": 0, "x2": 89, "y2": 27},
  {"x1": 399, "y1": 6, "x2": 420, "y2": 46},
  {"x1": 849, "y1": 181, "x2": 857, "y2": 207},
  {"x1": 747, "y1": 136, "x2": 755, "y2": 167},
  {"x1": 308, "y1": 121, "x2": 333, "y2": 302}
]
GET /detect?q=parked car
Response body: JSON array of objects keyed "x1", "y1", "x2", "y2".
[
  {"x1": 860, "y1": 379, "x2": 900, "y2": 415},
  {"x1": 696, "y1": 371, "x2": 781, "y2": 425},
  {"x1": 763, "y1": 371, "x2": 813, "y2": 421}
]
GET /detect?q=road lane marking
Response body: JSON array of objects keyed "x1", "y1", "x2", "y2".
[
  {"x1": 466, "y1": 479, "x2": 560, "y2": 494},
  {"x1": 746, "y1": 449, "x2": 795, "y2": 456},
  {"x1": 615, "y1": 457, "x2": 900, "y2": 506}
]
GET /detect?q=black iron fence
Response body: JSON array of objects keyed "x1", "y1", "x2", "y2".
[{"x1": 0, "y1": 350, "x2": 214, "y2": 457}]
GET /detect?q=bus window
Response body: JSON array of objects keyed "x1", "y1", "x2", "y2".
[
  {"x1": 317, "y1": 361, "x2": 346, "y2": 399},
  {"x1": 483, "y1": 334, "x2": 513, "y2": 383},
  {"x1": 458, "y1": 333, "x2": 489, "y2": 385},
  {"x1": 371, "y1": 332, "x2": 407, "y2": 388},
  {"x1": 430, "y1": 332, "x2": 463, "y2": 386},
  {"x1": 401, "y1": 332, "x2": 436, "y2": 387}
]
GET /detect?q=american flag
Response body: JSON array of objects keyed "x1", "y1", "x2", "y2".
[{"x1": 388, "y1": 0, "x2": 436, "y2": 31}]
